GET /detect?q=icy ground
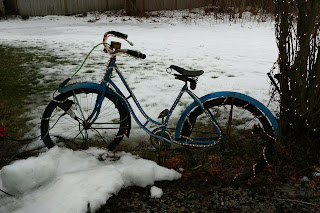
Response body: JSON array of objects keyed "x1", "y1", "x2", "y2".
[
  {"x1": 0, "y1": 10, "x2": 278, "y2": 212},
  {"x1": 0, "y1": 11, "x2": 278, "y2": 147},
  {"x1": 0, "y1": 147, "x2": 181, "y2": 213}
]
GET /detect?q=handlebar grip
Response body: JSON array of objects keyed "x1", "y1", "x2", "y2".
[
  {"x1": 108, "y1": 31, "x2": 128, "y2": 39},
  {"x1": 127, "y1": 50, "x2": 146, "y2": 59}
]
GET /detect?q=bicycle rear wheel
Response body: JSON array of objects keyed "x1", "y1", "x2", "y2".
[
  {"x1": 41, "y1": 88, "x2": 130, "y2": 151},
  {"x1": 180, "y1": 97, "x2": 276, "y2": 180}
]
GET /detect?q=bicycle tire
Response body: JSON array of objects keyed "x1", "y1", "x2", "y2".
[
  {"x1": 41, "y1": 88, "x2": 130, "y2": 151},
  {"x1": 180, "y1": 97, "x2": 276, "y2": 180}
]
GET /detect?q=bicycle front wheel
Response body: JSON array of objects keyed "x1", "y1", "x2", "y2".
[
  {"x1": 180, "y1": 96, "x2": 277, "y2": 180},
  {"x1": 41, "y1": 88, "x2": 130, "y2": 150}
]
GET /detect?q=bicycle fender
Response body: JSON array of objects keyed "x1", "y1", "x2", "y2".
[
  {"x1": 58, "y1": 82, "x2": 131, "y2": 137},
  {"x1": 58, "y1": 82, "x2": 102, "y2": 93},
  {"x1": 175, "y1": 91, "x2": 279, "y2": 140}
]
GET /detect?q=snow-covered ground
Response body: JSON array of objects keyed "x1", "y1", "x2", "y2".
[
  {"x1": 0, "y1": 11, "x2": 278, "y2": 146},
  {"x1": 0, "y1": 147, "x2": 181, "y2": 212},
  {"x1": 0, "y1": 10, "x2": 278, "y2": 212}
]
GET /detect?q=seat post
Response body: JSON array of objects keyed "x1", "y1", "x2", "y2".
[
  {"x1": 185, "y1": 81, "x2": 189, "y2": 89},
  {"x1": 181, "y1": 82, "x2": 189, "y2": 92},
  {"x1": 111, "y1": 56, "x2": 116, "y2": 62}
]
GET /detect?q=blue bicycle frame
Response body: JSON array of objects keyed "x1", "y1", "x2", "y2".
[
  {"x1": 59, "y1": 56, "x2": 224, "y2": 146},
  {"x1": 59, "y1": 55, "x2": 279, "y2": 147}
]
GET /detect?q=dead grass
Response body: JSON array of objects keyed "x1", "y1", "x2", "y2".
[{"x1": 205, "y1": 0, "x2": 274, "y2": 15}]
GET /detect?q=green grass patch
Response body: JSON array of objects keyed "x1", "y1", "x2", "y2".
[
  {"x1": 0, "y1": 45, "x2": 68, "y2": 136},
  {"x1": 0, "y1": 45, "x2": 69, "y2": 166}
]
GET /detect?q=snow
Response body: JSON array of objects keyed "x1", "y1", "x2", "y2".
[
  {"x1": 300, "y1": 176, "x2": 309, "y2": 182},
  {"x1": 0, "y1": 11, "x2": 278, "y2": 148},
  {"x1": 0, "y1": 147, "x2": 181, "y2": 213},
  {"x1": 150, "y1": 186, "x2": 163, "y2": 198},
  {"x1": 1, "y1": 152, "x2": 58, "y2": 194},
  {"x1": 0, "y1": 10, "x2": 278, "y2": 212}
]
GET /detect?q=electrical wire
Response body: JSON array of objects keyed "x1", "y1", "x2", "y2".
[{"x1": 71, "y1": 42, "x2": 104, "y2": 78}]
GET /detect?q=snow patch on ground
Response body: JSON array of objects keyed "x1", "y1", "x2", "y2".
[
  {"x1": 0, "y1": 10, "x2": 280, "y2": 213},
  {"x1": 150, "y1": 186, "x2": 163, "y2": 198},
  {"x1": 0, "y1": 147, "x2": 181, "y2": 213},
  {"x1": 0, "y1": 12, "x2": 278, "y2": 148}
]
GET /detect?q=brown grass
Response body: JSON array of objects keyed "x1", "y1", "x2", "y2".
[
  {"x1": 208, "y1": 0, "x2": 274, "y2": 14},
  {"x1": 203, "y1": 0, "x2": 274, "y2": 22}
]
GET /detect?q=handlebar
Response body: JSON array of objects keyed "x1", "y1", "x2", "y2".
[
  {"x1": 107, "y1": 31, "x2": 128, "y2": 39},
  {"x1": 127, "y1": 50, "x2": 146, "y2": 59},
  {"x1": 103, "y1": 31, "x2": 146, "y2": 59}
]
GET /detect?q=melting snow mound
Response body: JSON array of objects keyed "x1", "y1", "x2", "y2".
[
  {"x1": 0, "y1": 147, "x2": 181, "y2": 213},
  {"x1": 150, "y1": 186, "x2": 163, "y2": 198}
]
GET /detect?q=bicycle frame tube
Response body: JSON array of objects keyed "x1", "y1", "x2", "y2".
[
  {"x1": 105, "y1": 59, "x2": 162, "y2": 126},
  {"x1": 86, "y1": 82, "x2": 107, "y2": 124},
  {"x1": 183, "y1": 90, "x2": 223, "y2": 142},
  {"x1": 84, "y1": 64, "x2": 112, "y2": 125},
  {"x1": 160, "y1": 84, "x2": 222, "y2": 143},
  {"x1": 97, "y1": 58, "x2": 222, "y2": 144}
]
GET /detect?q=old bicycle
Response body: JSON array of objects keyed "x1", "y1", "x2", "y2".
[{"x1": 41, "y1": 31, "x2": 279, "y2": 176}]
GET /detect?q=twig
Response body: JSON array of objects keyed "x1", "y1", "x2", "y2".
[
  {"x1": 191, "y1": 164, "x2": 202, "y2": 170},
  {"x1": 0, "y1": 188, "x2": 14, "y2": 197},
  {"x1": 272, "y1": 197, "x2": 319, "y2": 207}
]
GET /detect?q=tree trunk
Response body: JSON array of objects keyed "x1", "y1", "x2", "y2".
[{"x1": 276, "y1": 0, "x2": 320, "y2": 174}]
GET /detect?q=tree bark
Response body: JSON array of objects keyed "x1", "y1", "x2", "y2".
[{"x1": 276, "y1": 0, "x2": 320, "y2": 173}]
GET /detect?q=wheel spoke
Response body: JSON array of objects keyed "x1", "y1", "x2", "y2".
[
  {"x1": 180, "y1": 97, "x2": 276, "y2": 180},
  {"x1": 41, "y1": 88, "x2": 129, "y2": 150},
  {"x1": 73, "y1": 90, "x2": 89, "y2": 126}
]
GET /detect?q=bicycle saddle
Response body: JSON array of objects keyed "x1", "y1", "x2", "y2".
[{"x1": 169, "y1": 65, "x2": 204, "y2": 77}]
